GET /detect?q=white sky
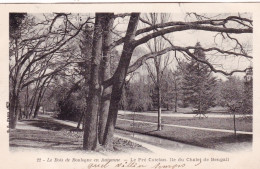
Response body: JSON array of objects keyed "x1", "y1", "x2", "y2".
[{"x1": 30, "y1": 13, "x2": 252, "y2": 80}]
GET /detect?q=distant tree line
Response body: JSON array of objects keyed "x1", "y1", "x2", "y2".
[{"x1": 51, "y1": 43, "x2": 253, "y2": 119}]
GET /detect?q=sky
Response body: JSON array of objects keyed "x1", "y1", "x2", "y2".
[
  {"x1": 30, "y1": 13, "x2": 252, "y2": 81},
  {"x1": 125, "y1": 13, "x2": 252, "y2": 80}
]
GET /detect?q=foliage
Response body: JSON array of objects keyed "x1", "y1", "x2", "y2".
[
  {"x1": 160, "y1": 68, "x2": 182, "y2": 110},
  {"x1": 120, "y1": 75, "x2": 153, "y2": 112},
  {"x1": 52, "y1": 80, "x2": 86, "y2": 121},
  {"x1": 242, "y1": 69, "x2": 253, "y2": 114},
  {"x1": 220, "y1": 74, "x2": 253, "y2": 115},
  {"x1": 9, "y1": 13, "x2": 27, "y2": 39},
  {"x1": 181, "y1": 42, "x2": 217, "y2": 112},
  {"x1": 220, "y1": 76, "x2": 244, "y2": 114}
]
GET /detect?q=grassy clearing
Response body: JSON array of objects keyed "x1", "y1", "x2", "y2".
[
  {"x1": 118, "y1": 114, "x2": 252, "y2": 132},
  {"x1": 116, "y1": 119, "x2": 252, "y2": 151}
]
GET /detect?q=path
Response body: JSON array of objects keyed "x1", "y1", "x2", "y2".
[
  {"x1": 38, "y1": 115, "x2": 207, "y2": 153},
  {"x1": 118, "y1": 110, "x2": 252, "y2": 119}
]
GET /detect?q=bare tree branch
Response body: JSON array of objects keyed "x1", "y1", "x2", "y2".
[{"x1": 134, "y1": 24, "x2": 252, "y2": 47}]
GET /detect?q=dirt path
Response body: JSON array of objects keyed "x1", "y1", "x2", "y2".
[{"x1": 37, "y1": 115, "x2": 207, "y2": 153}]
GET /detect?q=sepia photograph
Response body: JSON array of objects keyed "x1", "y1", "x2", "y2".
[{"x1": 1, "y1": 2, "x2": 259, "y2": 169}]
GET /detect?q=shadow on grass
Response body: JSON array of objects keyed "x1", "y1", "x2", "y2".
[
  {"x1": 144, "y1": 129, "x2": 159, "y2": 134},
  {"x1": 210, "y1": 134, "x2": 252, "y2": 144},
  {"x1": 9, "y1": 129, "x2": 83, "y2": 151},
  {"x1": 22, "y1": 117, "x2": 76, "y2": 131},
  {"x1": 11, "y1": 117, "x2": 150, "y2": 153}
]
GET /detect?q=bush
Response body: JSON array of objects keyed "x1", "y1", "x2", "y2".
[{"x1": 57, "y1": 92, "x2": 86, "y2": 122}]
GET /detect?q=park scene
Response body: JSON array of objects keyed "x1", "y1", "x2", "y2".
[{"x1": 9, "y1": 12, "x2": 253, "y2": 154}]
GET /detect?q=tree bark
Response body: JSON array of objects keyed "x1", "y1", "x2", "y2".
[
  {"x1": 25, "y1": 85, "x2": 30, "y2": 118},
  {"x1": 33, "y1": 76, "x2": 52, "y2": 118},
  {"x1": 9, "y1": 39, "x2": 21, "y2": 129},
  {"x1": 103, "y1": 13, "x2": 140, "y2": 148},
  {"x1": 157, "y1": 84, "x2": 162, "y2": 131},
  {"x1": 9, "y1": 92, "x2": 18, "y2": 129},
  {"x1": 9, "y1": 74, "x2": 21, "y2": 129},
  {"x1": 233, "y1": 113, "x2": 237, "y2": 137},
  {"x1": 98, "y1": 13, "x2": 114, "y2": 144},
  {"x1": 174, "y1": 89, "x2": 177, "y2": 113},
  {"x1": 83, "y1": 13, "x2": 104, "y2": 150},
  {"x1": 77, "y1": 110, "x2": 85, "y2": 129}
]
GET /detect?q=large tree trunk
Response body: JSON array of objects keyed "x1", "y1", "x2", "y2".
[
  {"x1": 9, "y1": 75, "x2": 21, "y2": 129},
  {"x1": 9, "y1": 93, "x2": 19, "y2": 129},
  {"x1": 103, "y1": 13, "x2": 140, "y2": 148},
  {"x1": 83, "y1": 13, "x2": 104, "y2": 150},
  {"x1": 98, "y1": 13, "x2": 114, "y2": 144}
]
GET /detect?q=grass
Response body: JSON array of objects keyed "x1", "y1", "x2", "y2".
[
  {"x1": 118, "y1": 114, "x2": 252, "y2": 132},
  {"x1": 9, "y1": 117, "x2": 150, "y2": 153},
  {"x1": 115, "y1": 119, "x2": 252, "y2": 151}
]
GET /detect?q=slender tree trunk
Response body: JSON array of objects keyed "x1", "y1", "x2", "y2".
[
  {"x1": 33, "y1": 93, "x2": 42, "y2": 118},
  {"x1": 174, "y1": 94, "x2": 177, "y2": 112},
  {"x1": 77, "y1": 110, "x2": 85, "y2": 129},
  {"x1": 25, "y1": 86, "x2": 29, "y2": 118},
  {"x1": 103, "y1": 13, "x2": 140, "y2": 149},
  {"x1": 157, "y1": 84, "x2": 162, "y2": 131},
  {"x1": 83, "y1": 13, "x2": 104, "y2": 150},
  {"x1": 28, "y1": 86, "x2": 39, "y2": 118},
  {"x1": 98, "y1": 13, "x2": 114, "y2": 144},
  {"x1": 18, "y1": 105, "x2": 23, "y2": 120},
  {"x1": 233, "y1": 113, "x2": 237, "y2": 137},
  {"x1": 174, "y1": 75, "x2": 178, "y2": 113},
  {"x1": 155, "y1": 61, "x2": 162, "y2": 131},
  {"x1": 33, "y1": 82, "x2": 48, "y2": 118}
]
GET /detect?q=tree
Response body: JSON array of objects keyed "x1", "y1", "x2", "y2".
[
  {"x1": 9, "y1": 13, "x2": 91, "y2": 128},
  {"x1": 221, "y1": 76, "x2": 244, "y2": 136},
  {"x1": 127, "y1": 75, "x2": 153, "y2": 112},
  {"x1": 143, "y1": 13, "x2": 173, "y2": 130},
  {"x1": 242, "y1": 67, "x2": 253, "y2": 115},
  {"x1": 83, "y1": 13, "x2": 252, "y2": 150},
  {"x1": 11, "y1": 13, "x2": 252, "y2": 150},
  {"x1": 181, "y1": 42, "x2": 217, "y2": 116},
  {"x1": 160, "y1": 67, "x2": 182, "y2": 112},
  {"x1": 76, "y1": 24, "x2": 93, "y2": 129}
]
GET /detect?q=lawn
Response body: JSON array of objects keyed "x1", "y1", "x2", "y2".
[
  {"x1": 118, "y1": 114, "x2": 252, "y2": 132},
  {"x1": 9, "y1": 117, "x2": 150, "y2": 153},
  {"x1": 115, "y1": 119, "x2": 252, "y2": 152}
]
